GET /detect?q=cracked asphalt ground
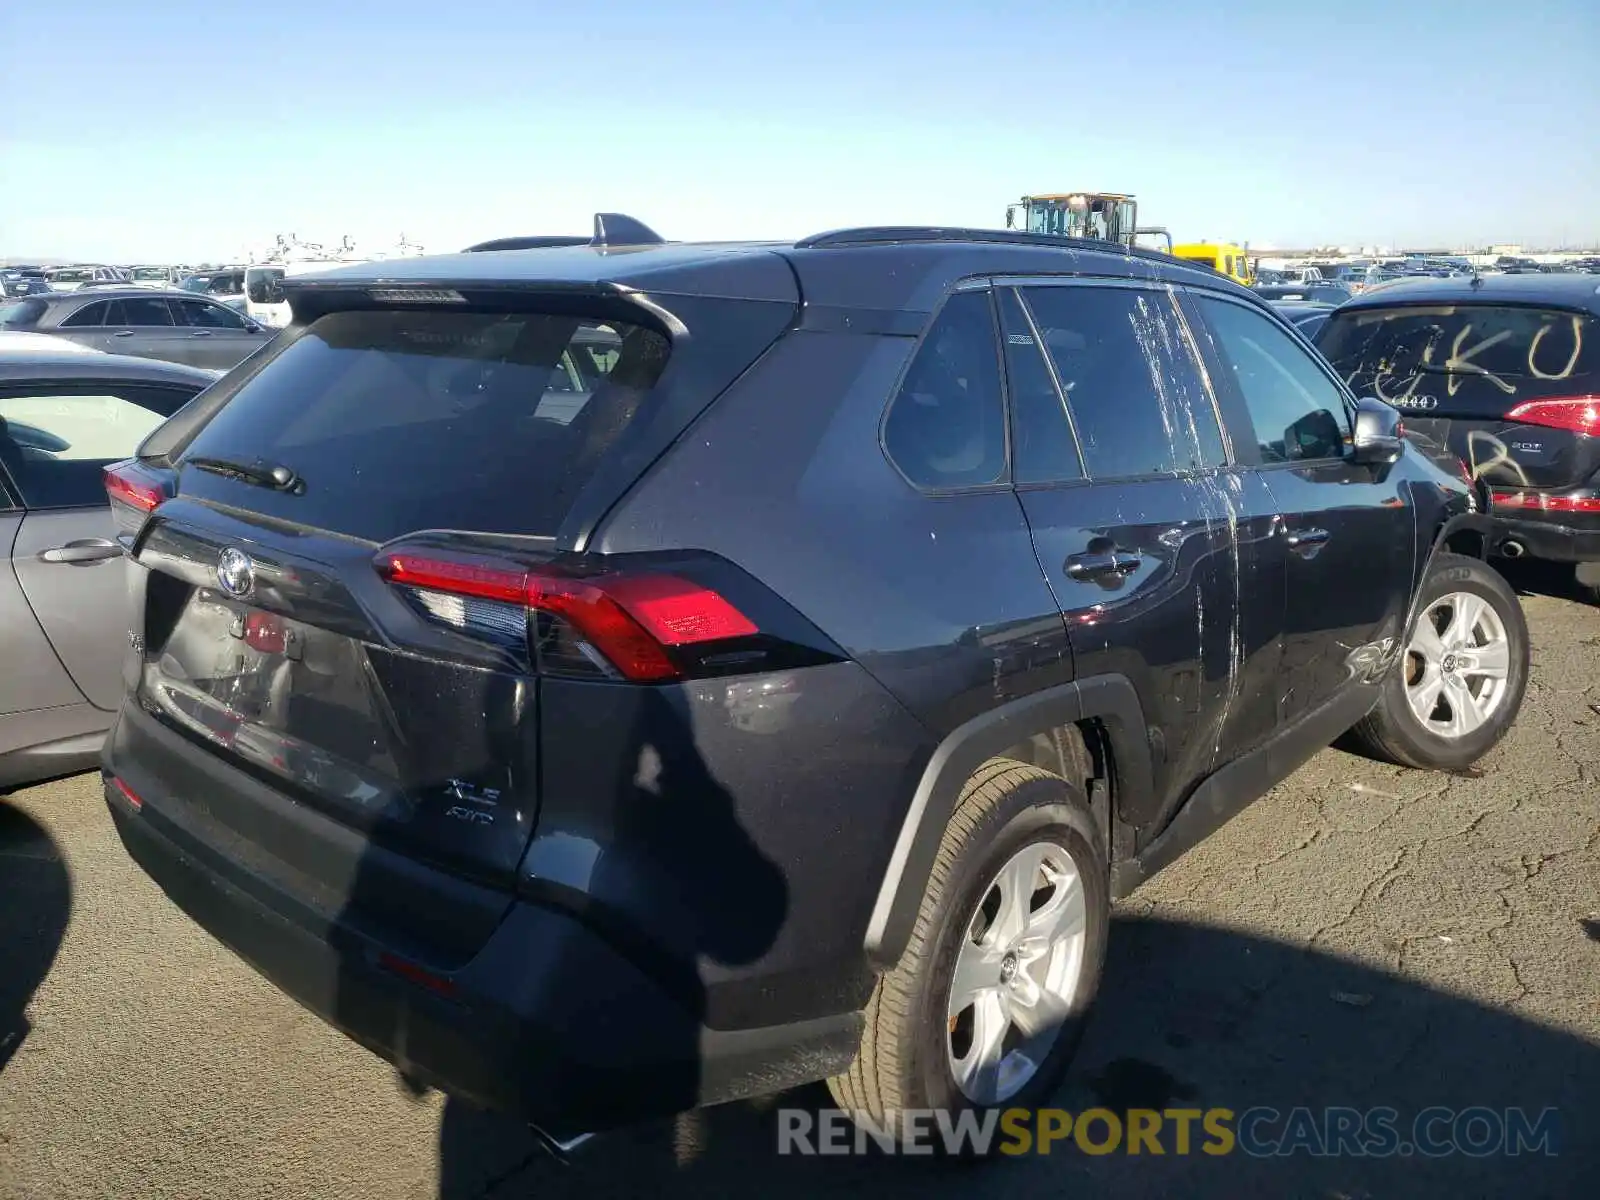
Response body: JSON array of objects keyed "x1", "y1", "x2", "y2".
[{"x1": 2, "y1": 568, "x2": 1596, "y2": 1199}]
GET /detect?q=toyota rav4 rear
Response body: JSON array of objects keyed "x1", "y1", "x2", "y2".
[{"x1": 99, "y1": 242, "x2": 934, "y2": 1134}]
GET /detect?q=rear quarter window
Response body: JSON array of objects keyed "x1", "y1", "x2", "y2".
[
  {"x1": 175, "y1": 307, "x2": 668, "y2": 542},
  {"x1": 1318, "y1": 304, "x2": 1600, "y2": 412}
]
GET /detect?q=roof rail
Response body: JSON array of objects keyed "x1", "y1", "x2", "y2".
[
  {"x1": 591, "y1": 212, "x2": 664, "y2": 248},
  {"x1": 793, "y1": 225, "x2": 1184, "y2": 268}
]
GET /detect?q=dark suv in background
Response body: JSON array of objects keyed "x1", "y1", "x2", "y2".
[
  {"x1": 100, "y1": 217, "x2": 1527, "y2": 1150},
  {"x1": 1318, "y1": 274, "x2": 1600, "y2": 603}
]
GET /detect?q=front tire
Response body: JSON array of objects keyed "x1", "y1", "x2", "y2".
[
  {"x1": 1349, "y1": 553, "x2": 1529, "y2": 770},
  {"x1": 828, "y1": 759, "x2": 1109, "y2": 1153}
]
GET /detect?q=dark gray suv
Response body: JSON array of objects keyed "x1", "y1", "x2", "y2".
[{"x1": 100, "y1": 216, "x2": 1527, "y2": 1150}]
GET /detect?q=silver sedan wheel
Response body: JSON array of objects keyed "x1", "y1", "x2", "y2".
[
  {"x1": 946, "y1": 840, "x2": 1087, "y2": 1106},
  {"x1": 1404, "y1": 591, "x2": 1512, "y2": 739}
]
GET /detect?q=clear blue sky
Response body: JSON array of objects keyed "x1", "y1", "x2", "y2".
[{"x1": 3, "y1": 0, "x2": 1597, "y2": 260}]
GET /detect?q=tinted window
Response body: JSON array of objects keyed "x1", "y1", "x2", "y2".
[
  {"x1": 61, "y1": 300, "x2": 110, "y2": 328},
  {"x1": 177, "y1": 298, "x2": 249, "y2": 329},
  {"x1": 883, "y1": 290, "x2": 1007, "y2": 490},
  {"x1": 996, "y1": 288, "x2": 1082, "y2": 483},
  {"x1": 118, "y1": 297, "x2": 175, "y2": 326},
  {"x1": 1317, "y1": 303, "x2": 1600, "y2": 414},
  {"x1": 0, "y1": 298, "x2": 48, "y2": 328},
  {"x1": 1196, "y1": 297, "x2": 1350, "y2": 463},
  {"x1": 0, "y1": 385, "x2": 191, "y2": 507},
  {"x1": 178, "y1": 307, "x2": 669, "y2": 542},
  {"x1": 1019, "y1": 286, "x2": 1226, "y2": 478}
]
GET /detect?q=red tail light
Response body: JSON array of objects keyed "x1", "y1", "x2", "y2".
[
  {"x1": 104, "y1": 461, "x2": 169, "y2": 513},
  {"x1": 1491, "y1": 491, "x2": 1600, "y2": 514},
  {"x1": 1504, "y1": 396, "x2": 1600, "y2": 435},
  {"x1": 377, "y1": 951, "x2": 458, "y2": 998},
  {"x1": 109, "y1": 776, "x2": 144, "y2": 812},
  {"x1": 377, "y1": 552, "x2": 759, "y2": 683}
]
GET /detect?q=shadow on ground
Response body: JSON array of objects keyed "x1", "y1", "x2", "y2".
[
  {"x1": 434, "y1": 913, "x2": 1597, "y2": 1199},
  {"x1": 1499, "y1": 558, "x2": 1595, "y2": 607},
  {"x1": 0, "y1": 796, "x2": 71, "y2": 1076}
]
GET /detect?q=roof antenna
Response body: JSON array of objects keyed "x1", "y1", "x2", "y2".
[{"x1": 591, "y1": 213, "x2": 664, "y2": 249}]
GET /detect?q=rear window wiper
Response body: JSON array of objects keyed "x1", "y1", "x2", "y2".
[{"x1": 187, "y1": 456, "x2": 304, "y2": 494}]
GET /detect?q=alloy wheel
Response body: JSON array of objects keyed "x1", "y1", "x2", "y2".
[
  {"x1": 1403, "y1": 591, "x2": 1512, "y2": 739},
  {"x1": 946, "y1": 840, "x2": 1087, "y2": 1105}
]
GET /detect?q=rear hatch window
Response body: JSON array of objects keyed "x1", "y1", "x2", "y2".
[
  {"x1": 174, "y1": 307, "x2": 667, "y2": 542},
  {"x1": 0, "y1": 298, "x2": 47, "y2": 328},
  {"x1": 1319, "y1": 303, "x2": 1599, "y2": 418}
]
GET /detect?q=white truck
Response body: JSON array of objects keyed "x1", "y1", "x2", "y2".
[{"x1": 241, "y1": 235, "x2": 425, "y2": 327}]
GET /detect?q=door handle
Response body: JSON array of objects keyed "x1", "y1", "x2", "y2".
[
  {"x1": 113, "y1": 330, "x2": 134, "y2": 337},
  {"x1": 1284, "y1": 527, "x2": 1331, "y2": 554},
  {"x1": 190, "y1": 329, "x2": 212, "y2": 337},
  {"x1": 40, "y1": 538, "x2": 123, "y2": 564},
  {"x1": 1065, "y1": 549, "x2": 1142, "y2": 581}
]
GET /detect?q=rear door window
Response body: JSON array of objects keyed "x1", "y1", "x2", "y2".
[
  {"x1": 1317, "y1": 303, "x2": 1600, "y2": 417},
  {"x1": 119, "y1": 296, "x2": 176, "y2": 326},
  {"x1": 882, "y1": 289, "x2": 1008, "y2": 490},
  {"x1": 175, "y1": 306, "x2": 670, "y2": 542},
  {"x1": 996, "y1": 288, "x2": 1083, "y2": 484},
  {"x1": 1018, "y1": 285, "x2": 1227, "y2": 478},
  {"x1": 0, "y1": 384, "x2": 195, "y2": 507}
]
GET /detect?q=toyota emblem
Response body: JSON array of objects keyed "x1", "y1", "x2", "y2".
[{"x1": 216, "y1": 547, "x2": 255, "y2": 598}]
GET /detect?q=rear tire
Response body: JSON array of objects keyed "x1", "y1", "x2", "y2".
[
  {"x1": 828, "y1": 759, "x2": 1109, "y2": 1155},
  {"x1": 1574, "y1": 562, "x2": 1600, "y2": 606},
  {"x1": 1349, "y1": 553, "x2": 1529, "y2": 770}
]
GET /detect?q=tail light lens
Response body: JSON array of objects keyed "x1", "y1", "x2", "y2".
[
  {"x1": 104, "y1": 460, "x2": 173, "y2": 536},
  {"x1": 1504, "y1": 396, "x2": 1600, "y2": 435},
  {"x1": 1491, "y1": 490, "x2": 1600, "y2": 514},
  {"x1": 108, "y1": 776, "x2": 144, "y2": 812},
  {"x1": 377, "y1": 551, "x2": 759, "y2": 683}
]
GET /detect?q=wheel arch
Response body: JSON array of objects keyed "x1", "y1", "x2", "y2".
[
  {"x1": 863, "y1": 675, "x2": 1154, "y2": 969},
  {"x1": 1435, "y1": 511, "x2": 1492, "y2": 561}
]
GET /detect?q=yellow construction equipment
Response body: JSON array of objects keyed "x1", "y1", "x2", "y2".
[
  {"x1": 1004, "y1": 192, "x2": 1173, "y2": 253},
  {"x1": 1170, "y1": 241, "x2": 1254, "y2": 285}
]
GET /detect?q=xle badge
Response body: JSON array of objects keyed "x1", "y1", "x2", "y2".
[{"x1": 444, "y1": 779, "x2": 501, "y2": 826}]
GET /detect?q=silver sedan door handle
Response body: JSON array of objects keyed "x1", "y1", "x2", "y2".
[{"x1": 40, "y1": 538, "x2": 124, "y2": 564}]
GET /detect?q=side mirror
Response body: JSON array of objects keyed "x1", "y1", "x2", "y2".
[{"x1": 1351, "y1": 396, "x2": 1404, "y2": 464}]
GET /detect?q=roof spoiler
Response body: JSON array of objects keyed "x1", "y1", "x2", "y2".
[{"x1": 462, "y1": 213, "x2": 666, "y2": 254}]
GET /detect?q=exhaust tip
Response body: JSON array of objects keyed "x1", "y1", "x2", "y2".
[{"x1": 1501, "y1": 540, "x2": 1526, "y2": 559}]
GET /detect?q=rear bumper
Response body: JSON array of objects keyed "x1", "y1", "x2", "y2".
[
  {"x1": 1488, "y1": 509, "x2": 1600, "y2": 564},
  {"x1": 103, "y1": 714, "x2": 860, "y2": 1134}
]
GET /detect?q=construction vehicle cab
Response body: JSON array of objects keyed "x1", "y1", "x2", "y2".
[{"x1": 1005, "y1": 191, "x2": 1174, "y2": 253}]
